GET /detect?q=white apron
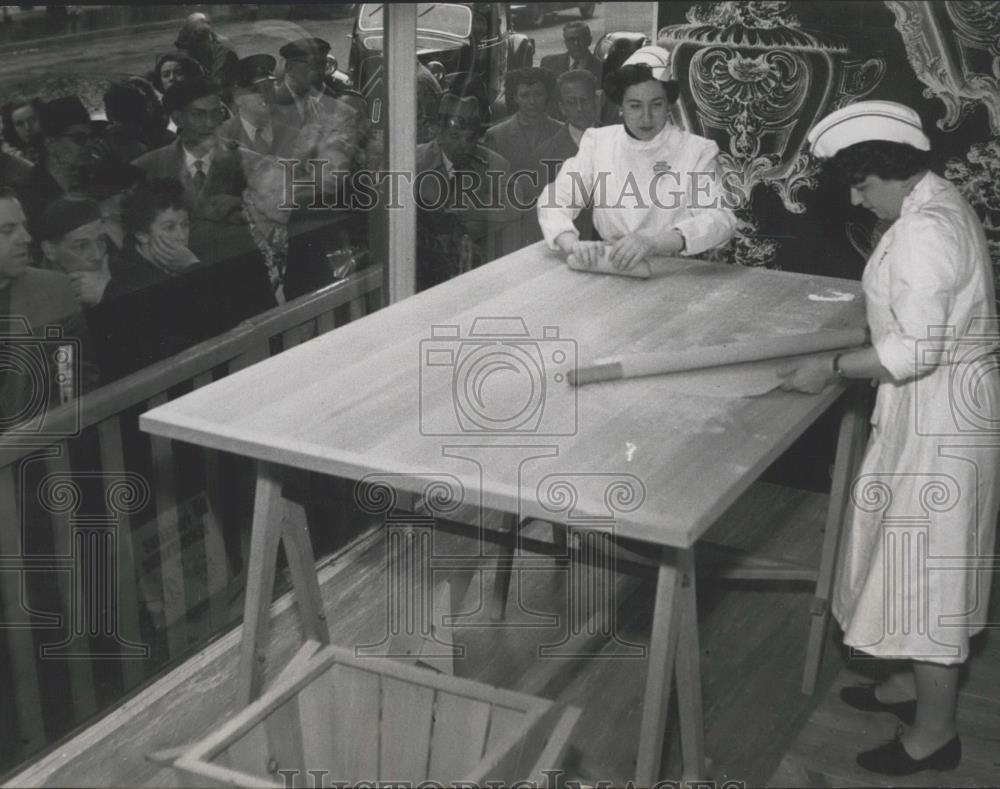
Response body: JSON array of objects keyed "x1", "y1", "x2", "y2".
[{"x1": 832, "y1": 172, "x2": 1000, "y2": 665}]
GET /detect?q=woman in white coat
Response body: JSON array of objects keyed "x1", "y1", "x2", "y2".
[
  {"x1": 780, "y1": 100, "x2": 1000, "y2": 776},
  {"x1": 536, "y1": 45, "x2": 737, "y2": 270}
]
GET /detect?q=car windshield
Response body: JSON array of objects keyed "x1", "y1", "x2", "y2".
[{"x1": 358, "y1": 3, "x2": 472, "y2": 39}]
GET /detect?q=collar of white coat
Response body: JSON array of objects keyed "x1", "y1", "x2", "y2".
[
  {"x1": 620, "y1": 120, "x2": 677, "y2": 151},
  {"x1": 899, "y1": 171, "x2": 947, "y2": 217}
]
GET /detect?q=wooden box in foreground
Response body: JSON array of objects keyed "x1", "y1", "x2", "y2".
[{"x1": 169, "y1": 642, "x2": 580, "y2": 787}]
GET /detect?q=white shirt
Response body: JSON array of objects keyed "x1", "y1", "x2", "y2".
[
  {"x1": 440, "y1": 149, "x2": 455, "y2": 176},
  {"x1": 239, "y1": 116, "x2": 273, "y2": 148},
  {"x1": 537, "y1": 123, "x2": 738, "y2": 256},
  {"x1": 182, "y1": 146, "x2": 214, "y2": 181}
]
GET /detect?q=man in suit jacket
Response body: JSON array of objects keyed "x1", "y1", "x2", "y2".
[
  {"x1": 131, "y1": 77, "x2": 259, "y2": 260},
  {"x1": 415, "y1": 93, "x2": 528, "y2": 289},
  {"x1": 535, "y1": 69, "x2": 600, "y2": 186},
  {"x1": 540, "y1": 22, "x2": 603, "y2": 81},
  {"x1": 0, "y1": 190, "x2": 98, "y2": 425},
  {"x1": 218, "y1": 54, "x2": 300, "y2": 158},
  {"x1": 273, "y1": 37, "x2": 336, "y2": 126},
  {"x1": 483, "y1": 68, "x2": 563, "y2": 176},
  {"x1": 530, "y1": 70, "x2": 599, "y2": 243}
]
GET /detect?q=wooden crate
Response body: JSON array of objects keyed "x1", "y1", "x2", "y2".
[{"x1": 169, "y1": 641, "x2": 580, "y2": 788}]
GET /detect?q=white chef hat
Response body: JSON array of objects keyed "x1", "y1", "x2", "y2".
[
  {"x1": 622, "y1": 45, "x2": 673, "y2": 82},
  {"x1": 808, "y1": 100, "x2": 930, "y2": 158}
]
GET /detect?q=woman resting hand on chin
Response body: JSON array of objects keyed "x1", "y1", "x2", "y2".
[{"x1": 537, "y1": 45, "x2": 737, "y2": 271}]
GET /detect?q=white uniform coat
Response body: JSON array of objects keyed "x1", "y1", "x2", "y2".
[
  {"x1": 536, "y1": 123, "x2": 737, "y2": 256},
  {"x1": 834, "y1": 171, "x2": 1000, "y2": 665}
]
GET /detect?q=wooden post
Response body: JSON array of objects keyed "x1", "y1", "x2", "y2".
[
  {"x1": 385, "y1": 3, "x2": 417, "y2": 303},
  {"x1": 802, "y1": 384, "x2": 868, "y2": 694}
]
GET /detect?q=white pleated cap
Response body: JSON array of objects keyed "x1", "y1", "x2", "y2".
[
  {"x1": 622, "y1": 45, "x2": 673, "y2": 81},
  {"x1": 808, "y1": 100, "x2": 930, "y2": 158}
]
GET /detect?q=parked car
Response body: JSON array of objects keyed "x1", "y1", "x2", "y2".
[
  {"x1": 350, "y1": 2, "x2": 534, "y2": 129},
  {"x1": 593, "y1": 31, "x2": 649, "y2": 124},
  {"x1": 508, "y1": 2, "x2": 597, "y2": 28},
  {"x1": 593, "y1": 30, "x2": 649, "y2": 71}
]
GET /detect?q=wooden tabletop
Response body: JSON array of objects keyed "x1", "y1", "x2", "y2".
[{"x1": 141, "y1": 243, "x2": 864, "y2": 548}]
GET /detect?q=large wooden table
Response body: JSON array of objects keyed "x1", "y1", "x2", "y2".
[{"x1": 141, "y1": 243, "x2": 866, "y2": 783}]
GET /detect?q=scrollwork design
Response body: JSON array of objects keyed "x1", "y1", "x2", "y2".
[
  {"x1": 832, "y1": 58, "x2": 887, "y2": 110},
  {"x1": 690, "y1": 47, "x2": 810, "y2": 162},
  {"x1": 945, "y1": 1, "x2": 1000, "y2": 52},
  {"x1": 771, "y1": 152, "x2": 820, "y2": 214},
  {"x1": 887, "y1": 0, "x2": 1000, "y2": 134}
]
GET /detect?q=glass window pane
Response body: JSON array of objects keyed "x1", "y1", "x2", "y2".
[{"x1": 0, "y1": 4, "x2": 386, "y2": 775}]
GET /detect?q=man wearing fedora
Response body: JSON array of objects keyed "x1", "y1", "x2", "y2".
[
  {"x1": 131, "y1": 77, "x2": 260, "y2": 257},
  {"x1": 219, "y1": 54, "x2": 299, "y2": 157},
  {"x1": 415, "y1": 92, "x2": 527, "y2": 289}
]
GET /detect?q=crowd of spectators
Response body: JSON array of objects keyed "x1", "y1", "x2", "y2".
[{"x1": 0, "y1": 12, "x2": 617, "y2": 431}]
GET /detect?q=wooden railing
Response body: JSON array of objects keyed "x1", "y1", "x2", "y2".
[{"x1": 0, "y1": 266, "x2": 384, "y2": 774}]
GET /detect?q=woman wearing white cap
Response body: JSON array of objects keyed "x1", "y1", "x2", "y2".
[
  {"x1": 537, "y1": 45, "x2": 736, "y2": 270},
  {"x1": 780, "y1": 100, "x2": 1000, "y2": 776}
]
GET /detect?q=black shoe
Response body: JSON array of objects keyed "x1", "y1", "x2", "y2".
[
  {"x1": 840, "y1": 684, "x2": 916, "y2": 725},
  {"x1": 857, "y1": 732, "x2": 961, "y2": 776}
]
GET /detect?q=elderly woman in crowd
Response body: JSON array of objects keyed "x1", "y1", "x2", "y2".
[
  {"x1": 537, "y1": 45, "x2": 737, "y2": 271},
  {"x1": 779, "y1": 100, "x2": 1000, "y2": 777}
]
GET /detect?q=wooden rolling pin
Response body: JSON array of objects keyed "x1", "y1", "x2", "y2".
[{"x1": 568, "y1": 328, "x2": 869, "y2": 386}]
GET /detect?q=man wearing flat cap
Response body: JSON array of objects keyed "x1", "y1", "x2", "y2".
[
  {"x1": 37, "y1": 195, "x2": 126, "y2": 376},
  {"x1": 219, "y1": 54, "x2": 299, "y2": 157},
  {"x1": 131, "y1": 76, "x2": 260, "y2": 257},
  {"x1": 415, "y1": 93, "x2": 527, "y2": 290},
  {"x1": 274, "y1": 37, "x2": 334, "y2": 125},
  {"x1": 16, "y1": 95, "x2": 94, "y2": 239}
]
